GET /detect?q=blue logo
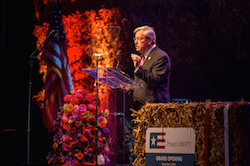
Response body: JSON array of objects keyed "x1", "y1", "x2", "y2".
[{"x1": 150, "y1": 133, "x2": 158, "y2": 148}]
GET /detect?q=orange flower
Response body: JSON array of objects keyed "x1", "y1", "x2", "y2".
[
  {"x1": 68, "y1": 103, "x2": 73, "y2": 108},
  {"x1": 99, "y1": 121, "x2": 106, "y2": 128},
  {"x1": 76, "y1": 152, "x2": 84, "y2": 160},
  {"x1": 52, "y1": 142, "x2": 58, "y2": 149}
]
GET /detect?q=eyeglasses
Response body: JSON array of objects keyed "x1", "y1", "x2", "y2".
[{"x1": 133, "y1": 37, "x2": 147, "y2": 42}]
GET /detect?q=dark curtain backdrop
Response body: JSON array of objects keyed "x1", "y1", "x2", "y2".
[
  {"x1": 1, "y1": 0, "x2": 250, "y2": 164},
  {"x1": 118, "y1": 0, "x2": 250, "y2": 101}
]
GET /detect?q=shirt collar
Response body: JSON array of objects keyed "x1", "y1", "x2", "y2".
[{"x1": 143, "y1": 44, "x2": 156, "y2": 59}]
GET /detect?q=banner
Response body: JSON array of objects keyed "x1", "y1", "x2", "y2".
[{"x1": 146, "y1": 127, "x2": 196, "y2": 166}]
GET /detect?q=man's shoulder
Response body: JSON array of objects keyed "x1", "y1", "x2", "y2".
[{"x1": 151, "y1": 46, "x2": 169, "y2": 58}]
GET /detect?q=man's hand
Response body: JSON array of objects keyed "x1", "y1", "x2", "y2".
[{"x1": 131, "y1": 53, "x2": 141, "y2": 69}]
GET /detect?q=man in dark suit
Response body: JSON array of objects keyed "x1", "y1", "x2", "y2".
[{"x1": 131, "y1": 25, "x2": 171, "y2": 110}]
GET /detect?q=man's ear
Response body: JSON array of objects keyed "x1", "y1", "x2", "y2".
[{"x1": 147, "y1": 37, "x2": 154, "y2": 46}]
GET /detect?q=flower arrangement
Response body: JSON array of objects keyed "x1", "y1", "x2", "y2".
[{"x1": 47, "y1": 89, "x2": 111, "y2": 165}]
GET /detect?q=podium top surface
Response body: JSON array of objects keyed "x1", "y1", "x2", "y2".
[{"x1": 82, "y1": 68, "x2": 140, "y2": 89}]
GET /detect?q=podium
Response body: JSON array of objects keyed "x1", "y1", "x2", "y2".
[
  {"x1": 82, "y1": 68, "x2": 140, "y2": 164},
  {"x1": 84, "y1": 26, "x2": 140, "y2": 164}
]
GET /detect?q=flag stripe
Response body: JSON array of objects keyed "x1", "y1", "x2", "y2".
[
  {"x1": 157, "y1": 139, "x2": 165, "y2": 142},
  {"x1": 157, "y1": 133, "x2": 165, "y2": 136},
  {"x1": 157, "y1": 146, "x2": 165, "y2": 149}
]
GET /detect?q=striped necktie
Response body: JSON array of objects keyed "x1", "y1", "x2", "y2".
[{"x1": 140, "y1": 55, "x2": 145, "y2": 66}]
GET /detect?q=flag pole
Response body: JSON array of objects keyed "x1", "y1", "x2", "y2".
[
  {"x1": 27, "y1": 30, "x2": 58, "y2": 164},
  {"x1": 27, "y1": 58, "x2": 33, "y2": 164}
]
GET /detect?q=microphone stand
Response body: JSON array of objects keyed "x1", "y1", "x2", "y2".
[
  {"x1": 92, "y1": 49, "x2": 121, "y2": 165},
  {"x1": 27, "y1": 30, "x2": 57, "y2": 164},
  {"x1": 92, "y1": 53, "x2": 103, "y2": 166}
]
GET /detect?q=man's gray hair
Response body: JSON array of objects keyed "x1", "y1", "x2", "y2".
[{"x1": 134, "y1": 25, "x2": 156, "y2": 44}]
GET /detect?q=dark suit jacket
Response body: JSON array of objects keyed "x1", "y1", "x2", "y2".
[{"x1": 133, "y1": 46, "x2": 171, "y2": 104}]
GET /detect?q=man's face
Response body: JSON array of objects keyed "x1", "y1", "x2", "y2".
[{"x1": 134, "y1": 30, "x2": 149, "y2": 54}]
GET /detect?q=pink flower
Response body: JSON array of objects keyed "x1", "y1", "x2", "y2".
[
  {"x1": 76, "y1": 89, "x2": 84, "y2": 94},
  {"x1": 79, "y1": 104, "x2": 87, "y2": 112},
  {"x1": 64, "y1": 94, "x2": 72, "y2": 103},
  {"x1": 97, "y1": 131, "x2": 102, "y2": 137},
  {"x1": 88, "y1": 103, "x2": 95, "y2": 110},
  {"x1": 65, "y1": 159, "x2": 75, "y2": 165},
  {"x1": 97, "y1": 116, "x2": 104, "y2": 123},
  {"x1": 104, "y1": 109, "x2": 109, "y2": 116},
  {"x1": 71, "y1": 110, "x2": 79, "y2": 116},
  {"x1": 104, "y1": 147, "x2": 110, "y2": 154},
  {"x1": 73, "y1": 105, "x2": 79, "y2": 111},
  {"x1": 97, "y1": 141, "x2": 103, "y2": 148},
  {"x1": 62, "y1": 114, "x2": 69, "y2": 121},
  {"x1": 71, "y1": 137, "x2": 79, "y2": 145}
]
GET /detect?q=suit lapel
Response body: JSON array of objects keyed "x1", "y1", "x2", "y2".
[{"x1": 142, "y1": 46, "x2": 157, "y2": 68}]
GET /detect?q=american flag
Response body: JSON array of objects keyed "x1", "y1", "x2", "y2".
[
  {"x1": 150, "y1": 132, "x2": 166, "y2": 149},
  {"x1": 42, "y1": 0, "x2": 74, "y2": 132}
]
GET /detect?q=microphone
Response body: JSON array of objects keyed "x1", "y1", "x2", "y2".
[
  {"x1": 115, "y1": 50, "x2": 122, "y2": 56},
  {"x1": 93, "y1": 50, "x2": 122, "y2": 68},
  {"x1": 115, "y1": 50, "x2": 122, "y2": 69}
]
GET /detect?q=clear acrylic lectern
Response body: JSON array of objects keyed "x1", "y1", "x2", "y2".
[
  {"x1": 82, "y1": 68, "x2": 140, "y2": 165},
  {"x1": 83, "y1": 26, "x2": 140, "y2": 165}
]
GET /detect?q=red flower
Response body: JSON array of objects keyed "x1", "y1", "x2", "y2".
[
  {"x1": 91, "y1": 140, "x2": 96, "y2": 148},
  {"x1": 80, "y1": 110, "x2": 87, "y2": 116},
  {"x1": 83, "y1": 129, "x2": 91, "y2": 138},
  {"x1": 77, "y1": 128, "x2": 83, "y2": 134},
  {"x1": 76, "y1": 152, "x2": 84, "y2": 160},
  {"x1": 75, "y1": 93, "x2": 84, "y2": 100},
  {"x1": 85, "y1": 93, "x2": 96, "y2": 103},
  {"x1": 71, "y1": 97, "x2": 79, "y2": 105},
  {"x1": 64, "y1": 94, "x2": 72, "y2": 103},
  {"x1": 99, "y1": 121, "x2": 106, "y2": 128},
  {"x1": 87, "y1": 148, "x2": 93, "y2": 153},
  {"x1": 75, "y1": 160, "x2": 80, "y2": 166},
  {"x1": 98, "y1": 137, "x2": 104, "y2": 142},
  {"x1": 88, "y1": 117, "x2": 96, "y2": 126},
  {"x1": 79, "y1": 135, "x2": 88, "y2": 142},
  {"x1": 81, "y1": 117, "x2": 88, "y2": 124}
]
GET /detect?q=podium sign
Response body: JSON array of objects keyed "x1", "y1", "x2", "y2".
[{"x1": 146, "y1": 127, "x2": 196, "y2": 166}]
